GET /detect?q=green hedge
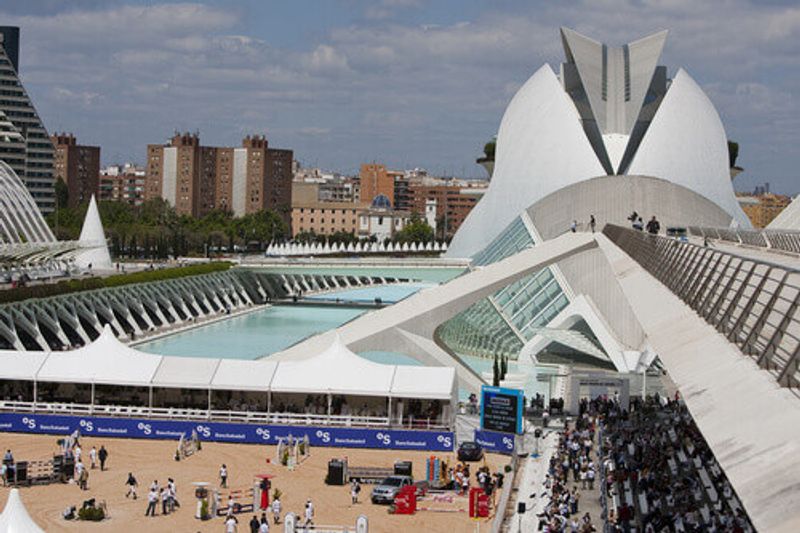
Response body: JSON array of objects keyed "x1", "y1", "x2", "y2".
[{"x1": 0, "y1": 262, "x2": 232, "y2": 305}]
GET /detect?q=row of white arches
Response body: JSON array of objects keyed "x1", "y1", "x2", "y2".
[{"x1": 265, "y1": 240, "x2": 448, "y2": 257}]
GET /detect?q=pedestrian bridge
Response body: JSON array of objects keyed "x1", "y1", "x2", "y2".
[{"x1": 601, "y1": 225, "x2": 800, "y2": 533}]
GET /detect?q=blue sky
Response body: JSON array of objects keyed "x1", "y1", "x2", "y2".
[{"x1": 2, "y1": 0, "x2": 798, "y2": 193}]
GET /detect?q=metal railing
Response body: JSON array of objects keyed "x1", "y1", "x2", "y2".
[
  {"x1": 0, "y1": 400, "x2": 450, "y2": 431},
  {"x1": 689, "y1": 226, "x2": 800, "y2": 254},
  {"x1": 604, "y1": 225, "x2": 800, "y2": 389}
]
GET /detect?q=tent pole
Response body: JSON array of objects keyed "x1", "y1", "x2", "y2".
[
  {"x1": 207, "y1": 389, "x2": 212, "y2": 420},
  {"x1": 387, "y1": 396, "x2": 392, "y2": 427},
  {"x1": 267, "y1": 391, "x2": 271, "y2": 416},
  {"x1": 90, "y1": 382, "x2": 95, "y2": 415},
  {"x1": 327, "y1": 393, "x2": 332, "y2": 424},
  {"x1": 148, "y1": 387, "x2": 153, "y2": 416},
  {"x1": 33, "y1": 380, "x2": 37, "y2": 412}
]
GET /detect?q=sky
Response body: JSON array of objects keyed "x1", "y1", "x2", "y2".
[{"x1": 2, "y1": 0, "x2": 798, "y2": 194}]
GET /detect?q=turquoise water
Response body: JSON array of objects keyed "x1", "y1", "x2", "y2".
[
  {"x1": 307, "y1": 283, "x2": 434, "y2": 304},
  {"x1": 254, "y1": 266, "x2": 463, "y2": 283},
  {"x1": 137, "y1": 305, "x2": 364, "y2": 359},
  {"x1": 137, "y1": 282, "x2": 433, "y2": 359}
]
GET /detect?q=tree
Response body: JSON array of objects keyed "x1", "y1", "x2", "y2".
[
  {"x1": 500, "y1": 355, "x2": 508, "y2": 380},
  {"x1": 492, "y1": 355, "x2": 500, "y2": 387},
  {"x1": 54, "y1": 178, "x2": 69, "y2": 209},
  {"x1": 728, "y1": 140, "x2": 740, "y2": 168},
  {"x1": 395, "y1": 212, "x2": 434, "y2": 244},
  {"x1": 483, "y1": 140, "x2": 496, "y2": 161}
]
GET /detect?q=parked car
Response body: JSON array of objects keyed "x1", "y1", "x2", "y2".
[
  {"x1": 457, "y1": 441, "x2": 484, "y2": 462},
  {"x1": 371, "y1": 475, "x2": 413, "y2": 504}
]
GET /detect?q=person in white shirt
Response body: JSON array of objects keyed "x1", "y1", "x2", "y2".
[
  {"x1": 271, "y1": 497, "x2": 281, "y2": 524},
  {"x1": 220, "y1": 464, "x2": 228, "y2": 488},
  {"x1": 145, "y1": 489, "x2": 158, "y2": 516},
  {"x1": 89, "y1": 446, "x2": 97, "y2": 469},
  {"x1": 225, "y1": 515, "x2": 238, "y2": 533},
  {"x1": 74, "y1": 459, "x2": 85, "y2": 481},
  {"x1": 74, "y1": 445, "x2": 82, "y2": 463},
  {"x1": 304, "y1": 499, "x2": 314, "y2": 527},
  {"x1": 259, "y1": 516, "x2": 269, "y2": 532}
]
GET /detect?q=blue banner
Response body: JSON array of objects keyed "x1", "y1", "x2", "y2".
[
  {"x1": 0, "y1": 413, "x2": 454, "y2": 452},
  {"x1": 474, "y1": 429, "x2": 515, "y2": 454}
]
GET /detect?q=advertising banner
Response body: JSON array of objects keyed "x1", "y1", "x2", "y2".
[
  {"x1": 0, "y1": 413, "x2": 454, "y2": 452},
  {"x1": 480, "y1": 385, "x2": 524, "y2": 434},
  {"x1": 473, "y1": 429, "x2": 515, "y2": 454}
]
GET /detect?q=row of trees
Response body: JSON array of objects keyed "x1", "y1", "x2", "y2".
[{"x1": 47, "y1": 198, "x2": 288, "y2": 259}]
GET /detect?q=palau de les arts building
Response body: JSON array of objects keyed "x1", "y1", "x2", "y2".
[{"x1": 437, "y1": 28, "x2": 750, "y2": 373}]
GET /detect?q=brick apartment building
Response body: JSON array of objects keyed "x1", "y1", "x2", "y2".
[
  {"x1": 50, "y1": 133, "x2": 100, "y2": 208},
  {"x1": 145, "y1": 133, "x2": 293, "y2": 225},
  {"x1": 408, "y1": 183, "x2": 482, "y2": 239}
]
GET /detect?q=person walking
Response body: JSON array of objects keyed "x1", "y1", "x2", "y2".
[
  {"x1": 271, "y1": 496, "x2": 281, "y2": 524},
  {"x1": 303, "y1": 499, "x2": 314, "y2": 528},
  {"x1": 89, "y1": 446, "x2": 97, "y2": 469},
  {"x1": 225, "y1": 514, "x2": 238, "y2": 533},
  {"x1": 220, "y1": 464, "x2": 228, "y2": 488},
  {"x1": 125, "y1": 472, "x2": 138, "y2": 499},
  {"x1": 350, "y1": 479, "x2": 361, "y2": 504},
  {"x1": 570, "y1": 220, "x2": 577, "y2": 233},
  {"x1": 646, "y1": 215, "x2": 660, "y2": 235},
  {"x1": 589, "y1": 214, "x2": 596, "y2": 233},
  {"x1": 249, "y1": 515, "x2": 260, "y2": 533},
  {"x1": 145, "y1": 488, "x2": 158, "y2": 517},
  {"x1": 259, "y1": 516, "x2": 270, "y2": 532},
  {"x1": 79, "y1": 466, "x2": 89, "y2": 490},
  {"x1": 98, "y1": 446, "x2": 108, "y2": 471}
]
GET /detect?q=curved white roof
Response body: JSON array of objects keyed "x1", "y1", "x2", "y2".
[
  {"x1": 627, "y1": 69, "x2": 750, "y2": 227},
  {"x1": 448, "y1": 31, "x2": 751, "y2": 258},
  {"x1": 447, "y1": 64, "x2": 605, "y2": 257},
  {"x1": 0, "y1": 489, "x2": 45, "y2": 533},
  {"x1": 0, "y1": 161, "x2": 55, "y2": 245},
  {"x1": 767, "y1": 195, "x2": 800, "y2": 230}
]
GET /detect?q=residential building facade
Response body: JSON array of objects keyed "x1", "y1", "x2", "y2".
[
  {"x1": 51, "y1": 133, "x2": 100, "y2": 208},
  {"x1": 145, "y1": 133, "x2": 293, "y2": 225},
  {"x1": 291, "y1": 182, "x2": 361, "y2": 236},
  {"x1": 99, "y1": 164, "x2": 146, "y2": 206},
  {"x1": 0, "y1": 26, "x2": 56, "y2": 213}
]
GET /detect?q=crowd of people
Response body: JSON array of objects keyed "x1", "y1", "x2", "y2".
[
  {"x1": 536, "y1": 414, "x2": 598, "y2": 532},
  {"x1": 595, "y1": 394, "x2": 752, "y2": 532}
]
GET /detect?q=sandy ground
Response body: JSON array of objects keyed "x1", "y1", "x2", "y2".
[{"x1": 0, "y1": 434, "x2": 508, "y2": 532}]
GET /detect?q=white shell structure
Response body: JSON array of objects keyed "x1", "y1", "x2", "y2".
[
  {"x1": 75, "y1": 195, "x2": 112, "y2": 270},
  {"x1": 448, "y1": 28, "x2": 749, "y2": 258},
  {"x1": 0, "y1": 160, "x2": 56, "y2": 244}
]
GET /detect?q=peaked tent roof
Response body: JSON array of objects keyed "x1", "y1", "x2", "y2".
[
  {"x1": 75, "y1": 194, "x2": 113, "y2": 270},
  {"x1": 270, "y1": 335, "x2": 396, "y2": 395},
  {"x1": 0, "y1": 489, "x2": 45, "y2": 533},
  {"x1": 210, "y1": 358, "x2": 278, "y2": 391},
  {"x1": 36, "y1": 325, "x2": 163, "y2": 386},
  {"x1": 390, "y1": 366, "x2": 455, "y2": 399}
]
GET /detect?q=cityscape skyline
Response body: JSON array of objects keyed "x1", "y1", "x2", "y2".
[{"x1": 0, "y1": 0, "x2": 798, "y2": 193}]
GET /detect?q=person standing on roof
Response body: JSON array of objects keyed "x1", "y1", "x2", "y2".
[{"x1": 646, "y1": 216, "x2": 661, "y2": 235}]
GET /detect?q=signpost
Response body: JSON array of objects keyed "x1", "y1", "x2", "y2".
[{"x1": 480, "y1": 385, "x2": 524, "y2": 435}]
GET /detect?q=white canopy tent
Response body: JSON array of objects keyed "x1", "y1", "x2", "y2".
[
  {"x1": 0, "y1": 489, "x2": 45, "y2": 533},
  {"x1": 36, "y1": 327, "x2": 163, "y2": 386},
  {"x1": 270, "y1": 335, "x2": 396, "y2": 396},
  {"x1": 0, "y1": 328, "x2": 456, "y2": 424}
]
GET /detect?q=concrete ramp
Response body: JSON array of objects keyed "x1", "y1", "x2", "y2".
[{"x1": 268, "y1": 233, "x2": 597, "y2": 391}]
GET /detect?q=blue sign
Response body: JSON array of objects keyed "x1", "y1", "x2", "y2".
[
  {"x1": 480, "y1": 385, "x2": 524, "y2": 434},
  {"x1": 474, "y1": 429, "x2": 515, "y2": 454},
  {"x1": 0, "y1": 413, "x2": 454, "y2": 452}
]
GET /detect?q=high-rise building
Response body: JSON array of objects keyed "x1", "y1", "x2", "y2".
[
  {"x1": 0, "y1": 26, "x2": 56, "y2": 213},
  {"x1": 359, "y1": 163, "x2": 394, "y2": 206},
  {"x1": 145, "y1": 133, "x2": 293, "y2": 225},
  {"x1": 51, "y1": 133, "x2": 100, "y2": 208}
]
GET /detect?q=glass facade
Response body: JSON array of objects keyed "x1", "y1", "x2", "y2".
[{"x1": 438, "y1": 215, "x2": 570, "y2": 359}]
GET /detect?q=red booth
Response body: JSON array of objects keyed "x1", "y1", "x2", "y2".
[
  {"x1": 394, "y1": 485, "x2": 417, "y2": 514},
  {"x1": 469, "y1": 487, "x2": 490, "y2": 518}
]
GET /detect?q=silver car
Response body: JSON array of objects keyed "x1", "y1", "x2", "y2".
[{"x1": 371, "y1": 475, "x2": 413, "y2": 504}]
